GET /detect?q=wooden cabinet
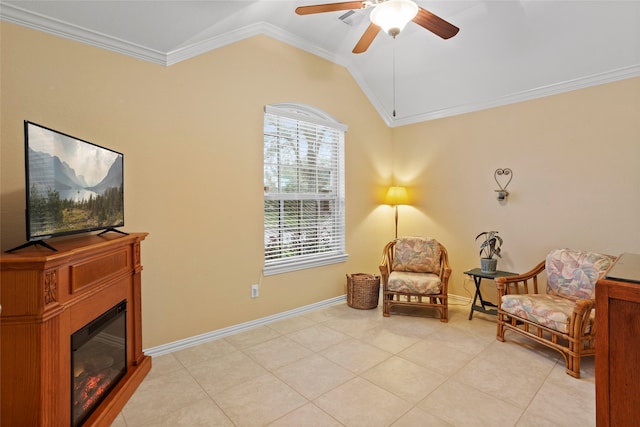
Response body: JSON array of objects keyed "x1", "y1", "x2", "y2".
[
  {"x1": 595, "y1": 277, "x2": 640, "y2": 426},
  {"x1": 1, "y1": 233, "x2": 150, "y2": 427}
]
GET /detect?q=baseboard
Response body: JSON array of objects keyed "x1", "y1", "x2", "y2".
[
  {"x1": 144, "y1": 292, "x2": 471, "y2": 357},
  {"x1": 144, "y1": 295, "x2": 347, "y2": 357},
  {"x1": 448, "y1": 293, "x2": 471, "y2": 305}
]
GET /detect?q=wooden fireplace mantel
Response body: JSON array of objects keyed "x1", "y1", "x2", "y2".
[{"x1": 1, "y1": 232, "x2": 151, "y2": 426}]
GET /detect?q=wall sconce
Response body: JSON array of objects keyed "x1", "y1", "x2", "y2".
[
  {"x1": 494, "y1": 168, "x2": 513, "y2": 201},
  {"x1": 384, "y1": 186, "x2": 410, "y2": 238}
]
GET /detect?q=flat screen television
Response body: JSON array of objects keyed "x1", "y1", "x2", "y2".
[{"x1": 8, "y1": 121, "x2": 125, "y2": 252}]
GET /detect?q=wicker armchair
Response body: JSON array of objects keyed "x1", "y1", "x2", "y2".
[
  {"x1": 379, "y1": 237, "x2": 451, "y2": 322},
  {"x1": 496, "y1": 248, "x2": 615, "y2": 378}
]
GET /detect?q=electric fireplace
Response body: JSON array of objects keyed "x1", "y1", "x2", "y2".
[
  {"x1": 71, "y1": 300, "x2": 127, "y2": 427},
  {"x1": 1, "y1": 233, "x2": 150, "y2": 426}
]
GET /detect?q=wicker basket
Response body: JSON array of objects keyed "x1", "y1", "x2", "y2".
[{"x1": 346, "y1": 273, "x2": 380, "y2": 310}]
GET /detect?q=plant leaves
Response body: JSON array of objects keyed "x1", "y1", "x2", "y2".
[{"x1": 475, "y1": 231, "x2": 502, "y2": 258}]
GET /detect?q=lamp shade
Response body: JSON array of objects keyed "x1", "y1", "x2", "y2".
[
  {"x1": 384, "y1": 186, "x2": 409, "y2": 205},
  {"x1": 370, "y1": 0, "x2": 419, "y2": 37}
]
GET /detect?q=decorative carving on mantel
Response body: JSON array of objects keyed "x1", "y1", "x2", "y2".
[
  {"x1": 134, "y1": 243, "x2": 141, "y2": 266},
  {"x1": 44, "y1": 270, "x2": 58, "y2": 305}
]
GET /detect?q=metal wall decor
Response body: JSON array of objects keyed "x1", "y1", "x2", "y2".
[{"x1": 494, "y1": 168, "x2": 513, "y2": 201}]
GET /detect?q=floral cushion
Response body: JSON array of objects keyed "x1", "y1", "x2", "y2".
[
  {"x1": 501, "y1": 293, "x2": 595, "y2": 334},
  {"x1": 392, "y1": 237, "x2": 441, "y2": 274},
  {"x1": 546, "y1": 249, "x2": 615, "y2": 300},
  {"x1": 388, "y1": 271, "x2": 442, "y2": 295}
]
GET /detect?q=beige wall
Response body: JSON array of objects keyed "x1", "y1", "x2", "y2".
[
  {"x1": 2, "y1": 22, "x2": 639, "y2": 348},
  {"x1": 393, "y1": 77, "x2": 640, "y2": 300},
  {"x1": 0, "y1": 23, "x2": 392, "y2": 348}
]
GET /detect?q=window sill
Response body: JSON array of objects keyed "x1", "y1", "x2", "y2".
[{"x1": 264, "y1": 253, "x2": 349, "y2": 276}]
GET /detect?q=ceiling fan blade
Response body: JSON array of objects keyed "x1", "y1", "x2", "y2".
[
  {"x1": 413, "y1": 7, "x2": 460, "y2": 39},
  {"x1": 295, "y1": 1, "x2": 365, "y2": 15},
  {"x1": 352, "y1": 23, "x2": 380, "y2": 54}
]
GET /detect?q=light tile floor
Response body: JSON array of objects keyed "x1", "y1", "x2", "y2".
[{"x1": 111, "y1": 301, "x2": 596, "y2": 426}]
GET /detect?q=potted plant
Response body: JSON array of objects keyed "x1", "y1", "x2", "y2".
[{"x1": 475, "y1": 231, "x2": 503, "y2": 273}]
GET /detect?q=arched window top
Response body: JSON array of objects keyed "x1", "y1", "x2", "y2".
[
  {"x1": 264, "y1": 103, "x2": 348, "y2": 132},
  {"x1": 263, "y1": 102, "x2": 347, "y2": 275}
]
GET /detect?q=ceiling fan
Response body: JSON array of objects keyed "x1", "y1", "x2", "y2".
[{"x1": 295, "y1": 0, "x2": 460, "y2": 53}]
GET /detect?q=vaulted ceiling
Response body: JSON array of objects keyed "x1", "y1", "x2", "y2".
[{"x1": 2, "y1": 1, "x2": 639, "y2": 126}]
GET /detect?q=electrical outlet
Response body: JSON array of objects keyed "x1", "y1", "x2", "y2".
[{"x1": 251, "y1": 284, "x2": 259, "y2": 298}]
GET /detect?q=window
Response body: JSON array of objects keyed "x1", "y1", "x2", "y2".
[{"x1": 263, "y1": 103, "x2": 348, "y2": 275}]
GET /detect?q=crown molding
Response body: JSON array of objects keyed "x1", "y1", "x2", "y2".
[
  {"x1": 0, "y1": 3, "x2": 345, "y2": 68},
  {"x1": 388, "y1": 64, "x2": 640, "y2": 127},
  {"x1": 166, "y1": 21, "x2": 348, "y2": 68},
  {"x1": 3, "y1": 2, "x2": 639, "y2": 126},
  {"x1": 0, "y1": 2, "x2": 167, "y2": 65}
]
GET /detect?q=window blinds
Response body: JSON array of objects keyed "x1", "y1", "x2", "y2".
[{"x1": 264, "y1": 105, "x2": 347, "y2": 275}]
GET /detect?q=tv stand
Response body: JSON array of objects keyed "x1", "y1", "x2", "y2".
[
  {"x1": 5, "y1": 239, "x2": 58, "y2": 253},
  {"x1": 98, "y1": 228, "x2": 129, "y2": 236}
]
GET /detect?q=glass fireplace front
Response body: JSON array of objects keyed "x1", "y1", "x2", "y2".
[{"x1": 71, "y1": 300, "x2": 127, "y2": 427}]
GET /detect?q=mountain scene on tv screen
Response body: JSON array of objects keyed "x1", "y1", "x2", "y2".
[{"x1": 27, "y1": 133, "x2": 124, "y2": 237}]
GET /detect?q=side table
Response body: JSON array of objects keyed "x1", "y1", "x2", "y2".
[{"x1": 464, "y1": 268, "x2": 517, "y2": 320}]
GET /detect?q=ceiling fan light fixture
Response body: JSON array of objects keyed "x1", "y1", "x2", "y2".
[{"x1": 370, "y1": 0, "x2": 419, "y2": 37}]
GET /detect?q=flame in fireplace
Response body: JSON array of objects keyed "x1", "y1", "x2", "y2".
[
  {"x1": 74, "y1": 371, "x2": 110, "y2": 414},
  {"x1": 72, "y1": 359, "x2": 126, "y2": 426}
]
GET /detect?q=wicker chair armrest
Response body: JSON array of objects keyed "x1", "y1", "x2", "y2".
[
  {"x1": 439, "y1": 243, "x2": 451, "y2": 279},
  {"x1": 496, "y1": 260, "x2": 546, "y2": 297},
  {"x1": 573, "y1": 298, "x2": 594, "y2": 315},
  {"x1": 379, "y1": 240, "x2": 395, "y2": 286},
  {"x1": 569, "y1": 298, "x2": 596, "y2": 337},
  {"x1": 379, "y1": 263, "x2": 390, "y2": 285},
  {"x1": 440, "y1": 267, "x2": 452, "y2": 294},
  {"x1": 496, "y1": 260, "x2": 546, "y2": 284}
]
